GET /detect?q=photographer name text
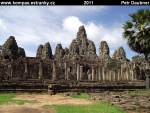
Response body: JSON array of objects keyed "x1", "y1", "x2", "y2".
[{"x1": 121, "y1": 1, "x2": 149, "y2": 5}]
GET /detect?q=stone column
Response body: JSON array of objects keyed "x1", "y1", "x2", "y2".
[
  {"x1": 65, "y1": 62, "x2": 67, "y2": 80},
  {"x1": 88, "y1": 73, "x2": 91, "y2": 81},
  {"x1": 23, "y1": 58, "x2": 28, "y2": 79},
  {"x1": 102, "y1": 67, "x2": 105, "y2": 81},
  {"x1": 24, "y1": 58, "x2": 28, "y2": 78},
  {"x1": 106, "y1": 69, "x2": 108, "y2": 81},
  {"x1": 146, "y1": 76, "x2": 150, "y2": 89},
  {"x1": 98, "y1": 66, "x2": 100, "y2": 81},
  {"x1": 77, "y1": 64, "x2": 80, "y2": 81},
  {"x1": 92, "y1": 67, "x2": 95, "y2": 81},
  {"x1": 110, "y1": 70, "x2": 112, "y2": 81},
  {"x1": 145, "y1": 69, "x2": 150, "y2": 89},
  {"x1": 10, "y1": 59, "x2": 14, "y2": 78},
  {"x1": 39, "y1": 59, "x2": 43, "y2": 80},
  {"x1": 113, "y1": 70, "x2": 115, "y2": 81},
  {"x1": 98, "y1": 65, "x2": 102, "y2": 81},
  {"x1": 120, "y1": 64, "x2": 123, "y2": 81},
  {"x1": 95, "y1": 67, "x2": 98, "y2": 81},
  {"x1": 126, "y1": 69, "x2": 129, "y2": 80},
  {"x1": 67, "y1": 67, "x2": 70, "y2": 80},
  {"x1": 133, "y1": 62, "x2": 137, "y2": 80},
  {"x1": 80, "y1": 66, "x2": 83, "y2": 80},
  {"x1": 131, "y1": 69, "x2": 134, "y2": 81},
  {"x1": 52, "y1": 61, "x2": 56, "y2": 80},
  {"x1": 72, "y1": 62, "x2": 75, "y2": 75}
]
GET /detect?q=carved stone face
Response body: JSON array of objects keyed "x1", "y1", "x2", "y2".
[
  {"x1": 45, "y1": 43, "x2": 50, "y2": 54},
  {"x1": 77, "y1": 26, "x2": 87, "y2": 39},
  {"x1": 100, "y1": 42, "x2": 109, "y2": 55},
  {"x1": 73, "y1": 44, "x2": 79, "y2": 54},
  {"x1": 118, "y1": 47, "x2": 125, "y2": 57},
  {"x1": 99, "y1": 41, "x2": 110, "y2": 59},
  {"x1": 56, "y1": 44, "x2": 62, "y2": 51},
  {"x1": 38, "y1": 45, "x2": 43, "y2": 52},
  {"x1": 104, "y1": 44, "x2": 109, "y2": 55},
  {"x1": 113, "y1": 50, "x2": 118, "y2": 58}
]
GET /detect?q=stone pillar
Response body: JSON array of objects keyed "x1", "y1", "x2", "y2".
[
  {"x1": 126, "y1": 69, "x2": 129, "y2": 80},
  {"x1": 67, "y1": 67, "x2": 70, "y2": 80},
  {"x1": 39, "y1": 59, "x2": 43, "y2": 80},
  {"x1": 145, "y1": 67, "x2": 150, "y2": 89},
  {"x1": 120, "y1": 64, "x2": 123, "y2": 81},
  {"x1": 95, "y1": 67, "x2": 98, "y2": 81},
  {"x1": 80, "y1": 66, "x2": 83, "y2": 80},
  {"x1": 131, "y1": 69, "x2": 134, "y2": 81},
  {"x1": 146, "y1": 76, "x2": 150, "y2": 89},
  {"x1": 65, "y1": 62, "x2": 67, "y2": 80},
  {"x1": 133, "y1": 63, "x2": 137, "y2": 80},
  {"x1": 23, "y1": 58, "x2": 28, "y2": 79},
  {"x1": 113, "y1": 70, "x2": 116, "y2": 81},
  {"x1": 92, "y1": 67, "x2": 95, "y2": 81},
  {"x1": 10, "y1": 59, "x2": 14, "y2": 78},
  {"x1": 106, "y1": 69, "x2": 108, "y2": 80},
  {"x1": 73, "y1": 56, "x2": 76, "y2": 75},
  {"x1": 77, "y1": 64, "x2": 80, "y2": 81},
  {"x1": 88, "y1": 73, "x2": 91, "y2": 81},
  {"x1": 52, "y1": 61, "x2": 56, "y2": 80},
  {"x1": 110, "y1": 70, "x2": 112, "y2": 81},
  {"x1": 117, "y1": 69, "x2": 121, "y2": 81},
  {"x1": 98, "y1": 65, "x2": 102, "y2": 81},
  {"x1": 102, "y1": 67, "x2": 105, "y2": 81}
]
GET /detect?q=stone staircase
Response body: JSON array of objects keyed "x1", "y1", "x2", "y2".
[{"x1": 0, "y1": 78, "x2": 48, "y2": 93}]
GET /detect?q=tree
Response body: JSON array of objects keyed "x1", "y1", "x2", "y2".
[{"x1": 123, "y1": 9, "x2": 150, "y2": 61}]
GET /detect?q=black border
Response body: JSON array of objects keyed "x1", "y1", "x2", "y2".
[{"x1": 0, "y1": 0, "x2": 150, "y2": 5}]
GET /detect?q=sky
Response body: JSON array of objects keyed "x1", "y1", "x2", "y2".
[{"x1": 0, "y1": 6, "x2": 149, "y2": 60}]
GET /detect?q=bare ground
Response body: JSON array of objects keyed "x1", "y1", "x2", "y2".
[
  {"x1": 0, "y1": 93, "x2": 95, "y2": 113},
  {"x1": 0, "y1": 93, "x2": 140, "y2": 113}
]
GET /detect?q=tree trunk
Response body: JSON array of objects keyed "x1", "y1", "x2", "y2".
[
  {"x1": 144, "y1": 53, "x2": 148, "y2": 62},
  {"x1": 144, "y1": 53, "x2": 150, "y2": 89}
]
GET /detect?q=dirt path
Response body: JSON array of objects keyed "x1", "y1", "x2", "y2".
[
  {"x1": 0, "y1": 93, "x2": 139, "y2": 113},
  {"x1": 0, "y1": 93, "x2": 95, "y2": 113}
]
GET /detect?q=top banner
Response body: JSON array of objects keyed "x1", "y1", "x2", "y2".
[{"x1": 0, "y1": 0, "x2": 150, "y2": 5}]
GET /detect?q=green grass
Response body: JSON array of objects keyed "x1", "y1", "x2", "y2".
[
  {"x1": 70, "y1": 93, "x2": 90, "y2": 99},
  {"x1": 130, "y1": 90, "x2": 150, "y2": 95},
  {"x1": 0, "y1": 93, "x2": 36, "y2": 105},
  {"x1": 11, "y1": 100, "x2": 36, "y2": 105},
  {"x1": 42, "y1": 104, "x2": 53, "y2": 109},
  {"x1": 0, "y1": 93, "x2": 16, "y2": 105},
  {"x1": 42, "y1": 102, "x2": 126, "y2": 113}
]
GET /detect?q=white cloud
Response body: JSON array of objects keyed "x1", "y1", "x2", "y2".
[
  {"x1": 25, "y1": 50, "x2": 35, "y2": 57},
  {"x1": 0, "y1": 19, "x2": 8, "y2": 31},
  {"x1": 110, "y1": 49, "x2": 115, "y2": 57},
  {"x1": 83, "y1": 22, "x2": 125, "y2": 56},
  {"x1": 85, "y1": 22, "x2": 101, "y2": 41},
  {"x1": 62, "y1": 16, "x2": 83, "y2": 34},
  {"x1": 60, "y1": 16, "x2": 125, "y2": 57},
  {"x1": 0, "y1": 6, "x2": 129, "y2": 58},
  {"x1": 0, "y1": 19, "x2": 3, "y2": 27}
]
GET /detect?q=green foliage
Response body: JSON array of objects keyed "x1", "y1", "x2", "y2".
[
  {"x1": 130, "y1": 90, "x2": 150, "y2": 95},
  {"x1": 0, "y1": 93, "x2": 16, "y2": 105},
  {"x1": 70, "y1": 93, "x2": 90, "y2": 99},
  {"x1": 42, "y1": 104, "x2": 52, "y2": 109},
  {"x1": 135, "y1": 108, "x2": 140, "y2": 113},
  {"x1": 123, "y1": 9, "x2": 150, "y2": 60},
  {"x1": 0, "y1": 93, "x2": 36, "y2": 105},
  {"x1": 51, "y1": 102, "x2": 126, "y2": 113},
  {"x1": 11, "y1": 100, "x2": 36, "y2": 105}
]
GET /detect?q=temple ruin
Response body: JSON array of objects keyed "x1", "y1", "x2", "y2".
[{"x1": 0, "y1": 26, "x2": 149, "y2": 93}]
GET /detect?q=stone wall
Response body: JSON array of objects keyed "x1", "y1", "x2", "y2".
[{"x1": 0, "y1": 26, "x2": 149, "y2": 82}]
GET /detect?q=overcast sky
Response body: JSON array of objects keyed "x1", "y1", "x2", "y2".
[{"x1": 0, "y1": 6, "x2": 149, "y2": 60}]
